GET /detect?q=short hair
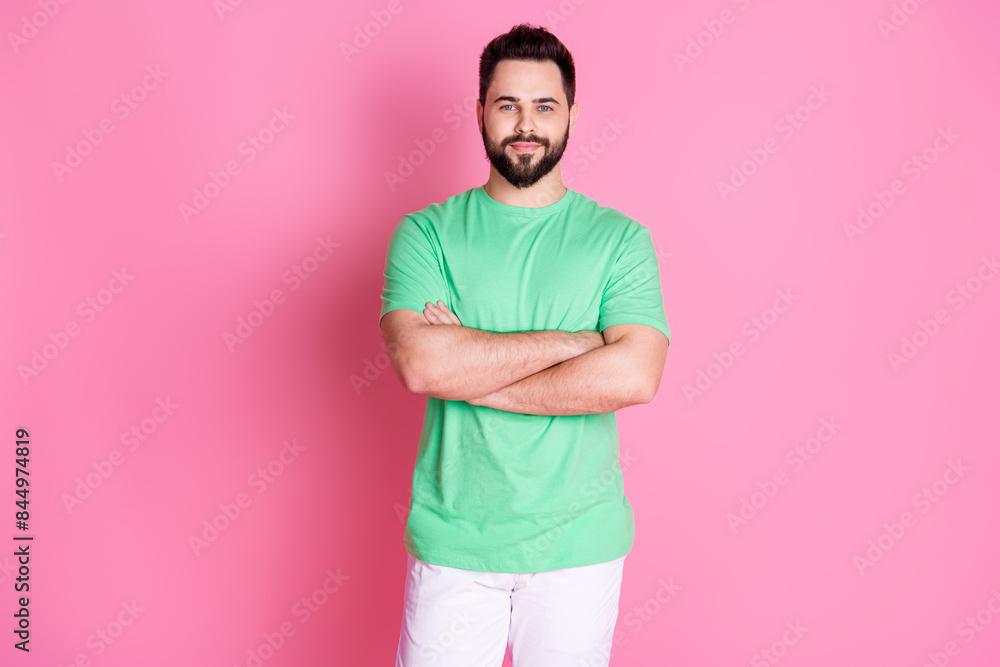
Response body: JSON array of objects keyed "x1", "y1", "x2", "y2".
[{"x1": 478, "y1": 23, "x2": 576, "y2": 109}]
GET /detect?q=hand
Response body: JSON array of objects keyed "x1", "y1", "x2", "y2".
[{"x1": 423, "y1": 300, "x2": 462, "y2": 326}]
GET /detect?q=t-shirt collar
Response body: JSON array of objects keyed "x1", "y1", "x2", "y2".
[{"x1": 473, "y1": 184, "x2": 574, "y2": 217}]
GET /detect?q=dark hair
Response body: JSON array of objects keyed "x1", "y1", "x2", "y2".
[{"x1": 478, "y1": 23, "x2": 576, "y2": 109}]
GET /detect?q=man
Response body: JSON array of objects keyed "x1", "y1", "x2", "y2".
[{"x1": 379, "y1": 23, "x2": 670, "y2": 667}]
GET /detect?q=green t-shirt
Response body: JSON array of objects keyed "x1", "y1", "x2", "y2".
[{"x1": 378, "y1": 184, "x2": 670, "y2": 573}]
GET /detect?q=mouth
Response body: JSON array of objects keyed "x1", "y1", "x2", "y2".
[{"x1": 509, "y1": 142, "x2": 542, "y2": 153}]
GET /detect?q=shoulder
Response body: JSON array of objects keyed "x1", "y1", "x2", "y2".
[
  {"x1": 403, "y1": 188, "x2": 476, "y2": 226},
  {"x1": 388, "y1": 188, "x2": 476, "y2": 244},
  {"x1": 570, "y1": 189, "x2": 647, "y2": 239}
]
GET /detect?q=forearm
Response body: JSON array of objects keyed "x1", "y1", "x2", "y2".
[
  {"x1": 412, "y1": 324, "x2": 604, "y2": 401},
  {"x1": 467, "y1": 339, "x2": 650, "y2": 416}
]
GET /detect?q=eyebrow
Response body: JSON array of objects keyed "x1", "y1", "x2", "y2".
[{"x1": 492, "y1": 96, "x2": 560, "y2": 105}]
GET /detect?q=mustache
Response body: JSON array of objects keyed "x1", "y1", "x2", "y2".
[{"x1": 504, "y1": 136, "x2": 548, "y2": 146}]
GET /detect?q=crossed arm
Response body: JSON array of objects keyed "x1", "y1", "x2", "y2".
[{"x1": 381, "y1": 300, "x2": 669, "y2": 416}]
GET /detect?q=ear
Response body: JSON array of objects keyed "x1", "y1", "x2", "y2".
[{"x1": 568, "y1": 102, "x2": 579, "y2": 138}]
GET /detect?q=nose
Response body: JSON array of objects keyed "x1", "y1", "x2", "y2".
[{"x1": 514, "y1": 111, "x2": 536, "y2": 136}]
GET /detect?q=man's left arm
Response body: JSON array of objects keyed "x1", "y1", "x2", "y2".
[
  {"x1": 423, "y1": 302, "x2": 668, "y2": 415},
  {"x1": 466, "y1": 322, "x2": 668, "y2": 415}
]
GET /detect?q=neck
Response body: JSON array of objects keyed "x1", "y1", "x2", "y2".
[{"x1": 483, "y1": 166, "x2": 568, "y2": 208}]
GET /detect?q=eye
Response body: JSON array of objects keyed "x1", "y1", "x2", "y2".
[{"x1": 499, "y1": 105, "x2": 553, "y2": 112}]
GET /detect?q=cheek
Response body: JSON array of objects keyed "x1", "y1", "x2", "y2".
[
  {"x1": 487, "y1": 123, "x2": 512, "y2": 144},
  {"x1": 488, "y1": 118, "x2": 510, "y2": 134}
]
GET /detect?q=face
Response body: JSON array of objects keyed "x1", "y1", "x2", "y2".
[{"x1": 478, "y1": 59, "x2": 577, "y2": 189}]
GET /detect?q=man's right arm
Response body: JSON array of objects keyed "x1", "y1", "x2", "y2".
[{"x1": 379, "y1": 309, "x2": 604, "y2": 402}]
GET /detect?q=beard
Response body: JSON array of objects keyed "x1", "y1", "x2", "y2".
[{"x1": 481, "y1": 119, "x2": 570, "y2": 189}]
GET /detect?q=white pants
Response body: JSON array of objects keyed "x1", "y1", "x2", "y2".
[{"x1": 395, "y1": 553, "x2": 626, "y2": 667}]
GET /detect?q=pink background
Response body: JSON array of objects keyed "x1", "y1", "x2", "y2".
[{"x1": 2, "y1": 0, "x2": 999, "y2": 665}]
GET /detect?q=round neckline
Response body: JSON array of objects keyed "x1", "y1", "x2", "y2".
[{"x1": 473, "y1": 185, "x2": 574, "y2": 217}]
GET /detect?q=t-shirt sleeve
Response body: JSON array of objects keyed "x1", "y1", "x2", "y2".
[
  {"x1": 598, "y1": 221, "x2": 671, "y2": 341},
  {"x1": 379, "y1": 214, "x2": 449, "y2": 330}
]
